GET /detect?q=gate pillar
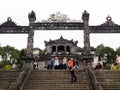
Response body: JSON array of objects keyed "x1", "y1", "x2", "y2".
[
  {"x1": 26, "y1": 11, "x2": 36, "y2": 58},
  {"x1": 82, "y1": 10, "x2": 93, "y2": 66}
]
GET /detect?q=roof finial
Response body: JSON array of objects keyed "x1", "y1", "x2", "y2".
[
  {"x1": 106, "y1": 15, "x2": 112, "y2": 21},
  {"x1": 7, "y1": 17, "x2": 12, "y2": 22},
  {"x1": 60, "y1": 35, "x2": 63, "y2": 39}
]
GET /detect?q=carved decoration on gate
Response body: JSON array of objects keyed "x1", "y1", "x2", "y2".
[
  {"x1": 100, "y1": 15, "x2": 118, "y2": 26},
  {"x1": 0, "y1": 17, "x2": 18, "y2": 27},
  {"x1": 41, "y1": 12, "x2": 81, "y2": 22}
]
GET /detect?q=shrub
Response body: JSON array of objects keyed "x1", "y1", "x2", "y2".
[{"x1": 4, "y1": 64, "x2": 12, "y2": 70}]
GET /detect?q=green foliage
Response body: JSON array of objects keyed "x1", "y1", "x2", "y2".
[
  {"x1": 0, "y1": 45, "x2": 22, "y2": 69},
  {"x1": 96, "y1": 44, "x2": 116, "y2": 69},
  {"x1": 39, "y1": 49, "x2": 45, "y2": 55},
  {"x1": 76, "y1": 47, "x2": 84, "y2": 52},
  {"x1": 116, "y1": 47, "x2": 120, "y2": 55},
  {"x1": 4, "y1": 64, "x2": 12, "y2": 70},
  {"x1": 16, "y1": 49, "x2": 26, "y2": 68},
  {"x1": 0, "y1": 60, "x2": 8, "y2": 68}
]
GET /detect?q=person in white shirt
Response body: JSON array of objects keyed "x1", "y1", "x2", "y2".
[
  {"x1": 54, "y1": 57, "x2": 59, "y2": 69},
  {"x1": 62, "y1": 57, "x2": 67, "y2": 69}
]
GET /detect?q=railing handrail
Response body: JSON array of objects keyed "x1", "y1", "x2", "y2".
[
  {"x1": 85, "y1": 67, "x2": 103, "y2": 90},
  {"x1": 9, "y1": 63, "x2": 32, "y2": 90}
]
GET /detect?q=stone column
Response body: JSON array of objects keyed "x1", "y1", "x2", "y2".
[
  {"x1": 26, "y1": 11, "x2": 36, "y2": 58},
  {"x1": 82, "y1": 10, "x2": 92, "y2": 66},
  {"x1": 82, "y1": 10, "x2": 90, "y2": 56}
]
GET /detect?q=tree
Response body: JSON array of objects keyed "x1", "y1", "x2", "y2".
[
  {"x1": 116, "y1": 47, "x2": 120, "y2": 55},
  {"x1": 0, "y1": 45, "x2": 21, "y2": 69},
  {"x1": 76, "y1": 46, "x2": 84, "y2": 52},
  {"x1": 17, "y1": 49, "x2": 27, "y2": 68},
  {"x1": 39, "y1": 49, "x2": 45, "y2": 56},
  {"x1": 96, "y1": 44, "x2": 116, "y2": 69}
]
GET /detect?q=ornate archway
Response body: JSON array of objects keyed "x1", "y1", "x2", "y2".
[{"x1": 0, "y1": 10, "x2": 120, "y2": 64}]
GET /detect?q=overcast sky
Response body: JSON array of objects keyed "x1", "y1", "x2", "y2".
[{"x1": 0, "y1": 0, "x2": 120, "y2": 50}]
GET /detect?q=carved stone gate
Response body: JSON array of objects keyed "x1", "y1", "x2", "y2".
[{"x1": 0, "y1": 10, "x2": 120, "y2": 64}]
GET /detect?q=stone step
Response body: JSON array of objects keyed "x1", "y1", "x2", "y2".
[
  {"x1": 95, "y1": 70, "x2": 120, "y2": 90},
  {"x1": 101, "y1": 87, "x2": 120, "y2": 90},
  {"x1": 28, "y1": 77, "x2": 86, "y2": 80},
  {"x1": 95, "y1": 70, "x2": 120, "y2": 75},
  {"x1": 28, "y1": 79, "x2": 86, "y2": 81},
  {"x1": 0, "y1": 70, "x2": 21, "y2": 89},
  {"x1": 32, "y1": 69, "x2": 84, "y2": 72},
  {"x1": 0, "y1": 87, "x2": 8, "y2": 90},
  {"x1": 25, "y1": 82, "x2": 89, "y2": 86},
  {"x1": 96, "y1": 75, "x2": 120, "y2": 78},
  {"x1": 24, "y1": 87, "x2": 89, "y2": 89},
  {"x1": 30, "y1": 73, "x2": 85, "y2": 75},
  {"x1": 25, "y1": 80, "x2": 87, "y2": 83},
  {"x1": 23, "y1": 70, "x2": 90, "y2": 90},
  {"x1": 30, "y1": 74, "x2": 85, "y2": 76},
  {"x1": 0, "y1": 85, "x2": 10, "y2": 89},
  {"x1": 24, "y1": 83, "x2": 88, "y2": 86},
  {"x1": 102, "y1": 86, "x2": 120, "y2": 88},
  {"x1": 23, "y1": 87, "x2": 89, "y2": 90},
  {"x1": 101, "y1": 83, "x2": 120, "y2": 85},
  {"x1": 24, "y1": 85, "x2": 89, "y2": 88},
  {"x1": 25, "y1": 78, "x2": 88, "y2": 82},
  {"x1": 97, "y1": 79, "x2": 120, "y2": 82}
]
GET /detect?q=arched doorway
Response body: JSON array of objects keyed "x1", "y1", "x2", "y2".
[
  {"x1": 58, "y1": 45, "x2": 65, "y2": 52},
  {"x1": 66, "y1": 45, "x2": 70, "y2": 53},
  {"x1": 52, "y1": 46, "x2": 56, "y2": 54}
]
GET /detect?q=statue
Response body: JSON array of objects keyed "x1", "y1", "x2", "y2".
[{"x1": 28, "y1": 11, "x2": 36, "y2": 21}]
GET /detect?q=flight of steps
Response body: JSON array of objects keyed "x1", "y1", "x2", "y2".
[
  {"x1": 0, "y1": 70, "x2": 21, "y2": 90},
  {"x1": 95, "y1": 70, "x2": 120, "y2": 90},
  {"x1": 23, "y1": 70, "x2": 90, "y2": 90}
]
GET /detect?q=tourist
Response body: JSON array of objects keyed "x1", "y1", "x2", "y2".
[
  {"x1": 48, "y1": 58, "x2": 54, "y2": 69},
  {"x1": 33, "y1": 60, "x2": 37, "y2": 69},
  {"x1": 62, "y1": 57, "x2": 67, "y2": 69},
  {"x1": 116, "y1": 54, "x2": 120, "y2": 70},
  {"x1": 116, "y1": 54, "x2": 120, "y2": 63},
  {"x1": 68, "y1": 58, "x2": 74, "y2": 68},
  {"x1": 92, "y1": 60, "x2": 97, "y2": 69},
  {"x1": 111, "y1": 64, "x2": 117, "y2": 70},
  {"x1": 95, "y1": 61, "x2": 102, "y2": 70},
  {"x1": 74, "y1": 58, "x2": 79, "y2": 69},
  {"x1": 68, "y1": 58, "x2": 77, "y2": 84},
  {"x1": 69, "y1": 66, "x2": 77, "y2": 84},
  {"x1": 54, "y1": 57, "x2": 59, "y2": 69}
]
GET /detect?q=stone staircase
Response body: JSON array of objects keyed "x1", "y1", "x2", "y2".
[
  {"x1": 95, "y1": 70, "x2": 120, "y2": 90},
  {"x1": 23, "y1": 70, "x2": 91, "y2": 90},
  {"x1": 0, "y1": 70, "x2": 21, "y2": 90},
  {"x1": 2, "y1": 68, "x2": 120, "y2": 90}
]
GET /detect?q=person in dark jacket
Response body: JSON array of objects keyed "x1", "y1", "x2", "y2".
[
  {"x1": 69, "y1": 67, "x2": 77, "y2": 84},
  {"x1": 74, "y1": 58, "x2": 79, "y2": 69}
]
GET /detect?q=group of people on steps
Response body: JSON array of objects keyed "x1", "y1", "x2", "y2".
[{"x1": 48, "y1": 57, "x2": 79, "y2": 84}]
